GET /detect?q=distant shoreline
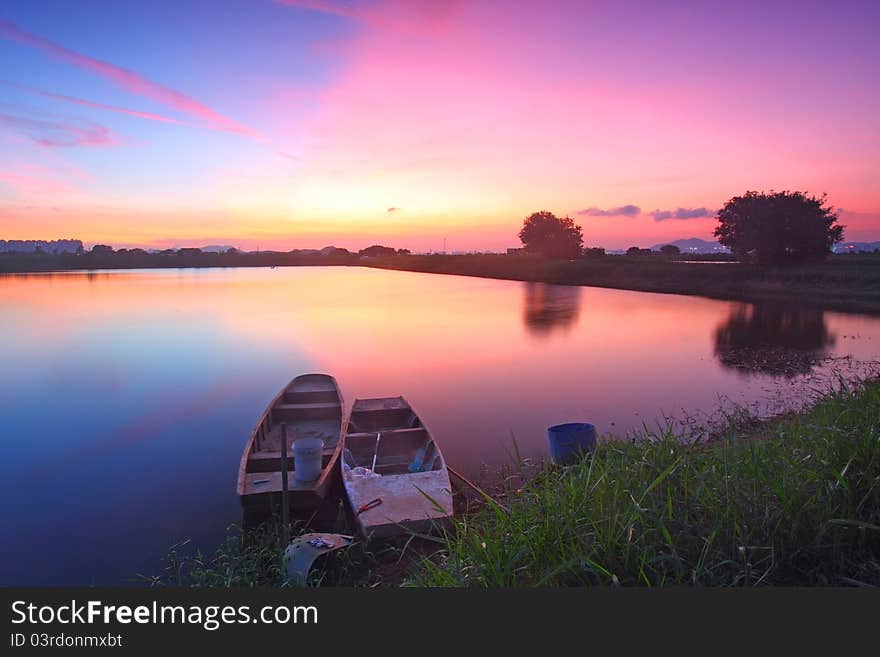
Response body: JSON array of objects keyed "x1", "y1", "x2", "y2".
[
  {"x1": 0, "y1": 250, "x2": 357, "y2": 274},
  {"x1": 361, "y1": 253, "x2": 880, "y2": 315},
  {"x1": 3, "y1": 251, "x2": 880, "y2": 315}
]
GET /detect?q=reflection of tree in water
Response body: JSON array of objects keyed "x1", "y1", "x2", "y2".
[
  {"x1": 714, "y1": 303, "x2": 835, "y2": 377},
  {"x1": 523, "y1": 282, "x2": 582, "y2": 336}
]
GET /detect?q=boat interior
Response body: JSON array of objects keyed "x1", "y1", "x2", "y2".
[
  {"x1": 344, "y1": 398, "x2": 441, "y2": 476},
  {"x1": 246, "y1": 375, "x2": 342, "y2": 475},
  {"x1": 346, "y1": 397, "x2": 422, "y2": 433}
]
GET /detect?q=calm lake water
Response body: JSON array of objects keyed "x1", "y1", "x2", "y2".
[{"x1": 2, "y1": 266, "x2": 879, "y2": 585}]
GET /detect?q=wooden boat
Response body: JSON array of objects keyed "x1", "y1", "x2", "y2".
[
  {"x1": 341, "y1": 396, "x2": 453, "y2": 538},
  {"x1": 238, "y1": 374, "x2": 344, "y2": 512}
]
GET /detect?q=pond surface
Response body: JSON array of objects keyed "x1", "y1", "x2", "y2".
[{"x1": 1, "y1": 266, "x2": 878, "y2": 584}]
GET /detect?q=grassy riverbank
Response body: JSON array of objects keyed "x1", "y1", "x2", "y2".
[
  {"x1": 418, "y1": 377, "x2": 880, "y2": 586},
  {"x1": 155, "y1": 378, "x2": 880, "y2": 587},
  {"x1": 363, "y1": 253, "x2": 880, "y2": 314}
]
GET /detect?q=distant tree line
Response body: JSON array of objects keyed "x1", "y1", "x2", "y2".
[
  {"x1": 358, "y1": 245, "x2": 411, "y2": 257},
  {"x1": 518, "y1": 190, "x2": 845, "y2": 265},
  {"x1": 0, "y1": 243, "x2": 415, "y2": 273}
]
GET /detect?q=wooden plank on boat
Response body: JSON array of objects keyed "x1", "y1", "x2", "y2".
[
  {"x1": 273, "y1": 401, "x2": 342, "y2": 422},
  {"x1": 351, "y1": 397, "x2": 409, "y2": 413},
  {"x1": 342, "y1": 397, "x2": 454, "y2": 538}
]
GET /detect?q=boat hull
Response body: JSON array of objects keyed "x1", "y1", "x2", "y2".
[
  {"x1": 341, "y1": 396, "x2": 454, "y2": 538},
  {"x1": 238, "y1": 374, "x2": 345, "y2": 513}
]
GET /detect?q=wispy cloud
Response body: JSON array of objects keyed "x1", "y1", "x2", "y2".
[
  {"x1": 277, "y1": 0, "x2": 366, "y2": 21},
  {"x1": 576, "y1": 204, "x2": 717, "y2": 221},
  {"x1": 277, "y1": 0, "x2": 462, "y2": 35},
  {"x1": 278, "y1": 151, "x2": 306, "y2": 162},
  {"x1": 0, "y1": 112, "x2": 116, "y2": 148},
  {"x1": 650, "y1": 207, "x2": 715, "y2": 221},
  {"x1": 387, "y1": 206, "x2": 399, "y2": 212},
  {"x1": 0, "y1": 19, "x2": 257, "y2": 138},
  {"x1": 578, "y1": 204, "x2": 641, "y2": 217},
  {"x1": 6, "y1": 83, "x2": 187, "y2": 126}
]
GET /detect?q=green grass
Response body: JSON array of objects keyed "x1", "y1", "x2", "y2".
[
  {"x1": 412, "y1": 379, "x2": 880, "y2": 586},
  {"x1": 362, "y1": 253, "x2": 880, "y2": 314},
  {"x1": 145, "y1": 508, "x2": 434, "y2": 588}
]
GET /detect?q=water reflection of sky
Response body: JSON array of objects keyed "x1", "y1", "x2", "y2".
[{"x1": 1, "y1": 267, "x2": 878, "y2": 585}]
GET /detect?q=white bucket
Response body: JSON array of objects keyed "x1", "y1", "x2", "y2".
[{"x1": 292, "y1": 437, "x2": 324, "y2": 482}]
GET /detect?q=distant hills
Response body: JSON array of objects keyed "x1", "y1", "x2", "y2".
[
  {"x1": 641, "y1": 238, "x2": 880, "y2": 254},
  {"x1": 606, "y1": 237, "x2": 729, "y2": 254},
  {"x1": 639, "y1": 238, "x2": 880, "y2": 255},
  {"x1": 834, "y1": 241, "x2": 880, "y2": 253},
  {"x1": 649, "y1": 237, "x2": 730, "y2": 254}
]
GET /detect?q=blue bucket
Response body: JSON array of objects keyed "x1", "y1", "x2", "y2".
[{"x1": 547, "y1": 422, "x2": 597, "y2": 464}]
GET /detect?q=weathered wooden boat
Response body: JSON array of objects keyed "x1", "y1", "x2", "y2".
[
  {"x1": 238, "y1": 374, "x2": 344, "y2": 512},
  {"x1": 341, "y1": 396, "x2": 453, "y2": 538}
]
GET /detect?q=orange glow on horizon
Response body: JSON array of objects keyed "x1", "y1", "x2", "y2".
[{"x1": 2, "y1": 1, "x2": 878, "y2": 249}]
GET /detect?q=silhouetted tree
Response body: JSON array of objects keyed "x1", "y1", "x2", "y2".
[
  {"x1": 626, "y1": 246, "x2": 646, "y2": 256},
  {"x1": 90, "y1": 244, "x2": 114, "y2": 254},
  {"x1": 659, "y1": 244, "x2": 680, "y2": 255},
  {"x1": 358, "y1": 245, "x2": 397, "y2": 257},
  {"x1": 397, "y1": 248, "x2": 411, "y2": 255},
  {"x1": 583, "y1": 247, "x2": 606, "y2": 258},
  {"x1": 518, "y1": 211, "x2": 583, "y2": 259},
  {"x1": 714, "y1": 191, "x2": 843, "y2": 265}
]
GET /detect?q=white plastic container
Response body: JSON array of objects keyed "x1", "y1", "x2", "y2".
[{"x1": 292, "y1": 437, "x2": 324, "y2": 482}]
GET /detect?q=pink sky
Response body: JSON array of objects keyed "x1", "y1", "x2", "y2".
[{"x1": 1, "y1": 0, "x2": 878, "y2": 250}]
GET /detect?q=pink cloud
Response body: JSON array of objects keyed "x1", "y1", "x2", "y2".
[
  {"x1": 278, "y1": 151, "x2": 306, "y2": 162},
  {"x1": 0, "y1": 112, "x2": 117, "y2": 148},
  {"x1": 0, "y1": 19, "x2": 258, "y2": 138},
  {"x1": 282, "y1": 3, "x2": 595, "y2": 184},
  {"x1": 272, "y1": 0, "x2": 879, "y2": 250},
  {"x1": 0, "y1": 164, "x2": 78, "y2": 195}
]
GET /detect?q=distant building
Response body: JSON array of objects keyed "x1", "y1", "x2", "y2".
[
  {"x1": 0, "y1": 239, "x2": 83, "y2": 254},
  {"x1": 833, "y1": 242, "x2": 880, "y2": 253}
]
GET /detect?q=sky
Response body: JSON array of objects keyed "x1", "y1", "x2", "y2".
[{"x1": 0, "y1": 0, "x2": 878, "y2": 251}]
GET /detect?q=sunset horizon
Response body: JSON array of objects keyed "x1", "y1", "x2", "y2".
[{"x1": 2, "y1": 0, "x2": 878, "y2": 252}]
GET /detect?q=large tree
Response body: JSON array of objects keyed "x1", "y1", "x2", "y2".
[
  {"x1": 518, "y1": 211, "x2": 584, "y2": 259},
  {"x1": 714, "y1": 191, "x2": 843, "y2": 265}
]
